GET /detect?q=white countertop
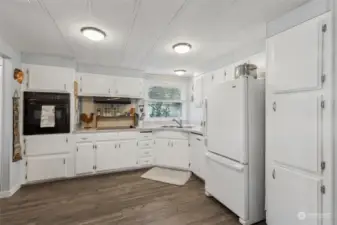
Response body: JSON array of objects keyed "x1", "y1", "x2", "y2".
[{"x1": 74, "y1": 126, "x2": 203, "y2": 135}]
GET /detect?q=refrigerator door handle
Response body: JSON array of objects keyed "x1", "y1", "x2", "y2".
[{"x1": 206, "y1": 152, "x2": 244, "y2": 172}]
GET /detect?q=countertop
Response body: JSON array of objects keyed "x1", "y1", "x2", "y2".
[{"x1": 74, "y1": 126, "x2": 203, "y2": 135}]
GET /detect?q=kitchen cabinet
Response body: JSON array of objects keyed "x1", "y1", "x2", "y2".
[
  {"x1": 114, "y1": 77, "x2": 143, "y2": 98},
  {"x1": 203, "y1": 72, "x2": 214, "y2": 99},
  {"x1": 78, "y1": 73, "x2": 114, "y2": 97},
  {"x1": 25, "y1": 134, "x2": 72, "y2": 156},
  {"x1": 23, "y1": 64, "x2": 74, "y2": 92},
  {"x1": 266, "y1": 12, "x2": 332, "y2": 225},
  {"x1": 170, "y1": 139, "x2": 189, "y2": 169},
  {"x1": 193, "y1": 76, "x2": 203, "y2": 108},
  {"x1": 119, "y1": 140, "x2": 137, "y2": 168},
  {"x1": 213, "y1": 68, "x2": 226, "y2": 85},
  {"x1": 96, "y1": 141, "x2": 119, "y2": 172},
  {"x1": 190, "y1": 134, "x2": 205, "y2": 179},
  {"x1": 154, "y1": 137, "x2": 189, "y2": 170},
  {"x1": 76, "y1": 142, "x2": 95, "y2": 175},
  {"x1": 26, "y1": 155, "x2": 68, "y2": 182}
]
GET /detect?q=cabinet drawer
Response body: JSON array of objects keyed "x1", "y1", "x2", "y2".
[
  {"x1": 138, "y1": 140, "x2": 153, "y2": 149},
  {"x1": 138, "y1": 157, "x2": 154, "y2": 166},
  {"x1": 76, "y1": 134, "x2": 95, "y2": 142},
  {"x1": 139, "y1": 132, "x2": 153, "y2": 140},
  {"x1": 95, "y1": 132, "x2": 119, "y2": 141},
  {"x1": 155, "y1": 131, "x2": 188, "y2": 139},
  {"x1": 138, "y1": 148, "x2": 154, "y2": 158}
]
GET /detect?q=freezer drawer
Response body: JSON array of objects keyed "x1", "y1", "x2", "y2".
[{"x1": 205, "y1": 152, "x2": 248, "y2": 220}]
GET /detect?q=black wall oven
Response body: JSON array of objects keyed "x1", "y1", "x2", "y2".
[{"x1": 23, "y1": 92, "x2": 70, "y2": 135}]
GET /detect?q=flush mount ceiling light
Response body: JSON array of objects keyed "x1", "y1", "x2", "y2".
[
  {"x1": 172, "y1": 43, "x2": 192, "y2": 54},
  {"x1": 81, "y1": 27, "x2": 106, "y2": 42},
  {"x1": 174, "y1": 69, "x2": 186, "y2": 76}
]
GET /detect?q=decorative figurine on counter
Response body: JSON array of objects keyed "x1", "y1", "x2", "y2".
[
  {"x1": 80, "y1": 113, "x2": 95, "y2": 129},
  {"x1": 13, "y1": 68, "x2": 24, "y2": 84}
]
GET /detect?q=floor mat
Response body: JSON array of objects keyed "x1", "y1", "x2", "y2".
[{"x1": 141, "y1": 167, "x2": 191, "y2": 186}]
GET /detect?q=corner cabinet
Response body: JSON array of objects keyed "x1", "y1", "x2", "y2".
[
  {"x1": 154, "y1": 131, "x2": 190, "y2": 170},
  {"x1": 114, "y1": 77, "x2": 143, "y2": 98},
  {"x1": 22, "y1": 64, "x2": 74, "y2": 92},
  {"x1": 78, "y1": 73, "x2": 114, "y2": 97}
]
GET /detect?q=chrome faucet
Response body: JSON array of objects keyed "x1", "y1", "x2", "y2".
[{"x1": 172, "y1": 118, "x2": 183, "y2": 128}]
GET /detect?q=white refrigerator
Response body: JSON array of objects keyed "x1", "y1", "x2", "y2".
[{"x1": 204, "y1": 76, "x2": 265, "y2": 225}]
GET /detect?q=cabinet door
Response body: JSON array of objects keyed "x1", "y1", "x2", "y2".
[
  {"x1": 189, "y1": 138, "x2": 198, "y2": 174},
  {"x1": 76, "y1": 142, "x2": 95, "y2": 175},
  {"x1": 115, "y1": 77, "x2": 143, "y2": 98},
  {"x1": 96, "y1": 141, "x2": 119, "y2": 172},
  {"x1": 154, "y1": 138, "x2": 170, "y2": 166},
  {"x1": 267, "y1": 13, "x2": 329, "y2": 92},
  {"x1": 171, "y1": 139, "x2": 189, "y2": 169},
  {"x1": 24, "y1": 64, "x2": 74, "y2": 92},
  {"x1": 194, "y1": 76, "x2": 203, "y2": 108},
  {"x1": 25, "y1": 134, "x2": 71, "y2": 156},
  {"x1": 267, "y1": 165, "x2": 321, "y2": 225},
  {"x1": 26, "y1": 155, "x2": 67, "y2": 182},
  {"x1": 213, "y1": 68, "x2": 226, "y2": 85},
  {"x1": 190, "y1": 135, "x2": 205, "y2": 179},
  {"x1": 79, "y1": 73, "x2": 113, "y2": 96},
  {"x1": 203, "y1": 72, "x2": 214, "y2": 98},
  {"x1": 119, "y1": 140, "x2": 137, "y2": 168}
]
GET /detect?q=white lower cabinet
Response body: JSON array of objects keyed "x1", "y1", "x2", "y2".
[
  {"x1": 26, "y1": 155, "x2": 68, "y2": 182},
  {"x1": 24, "y1": 134, "x2": 73, "y2": 183},
  {"x1": 119, "y1": 140, "x2": 137, "y2": 168},
  {"x1": 154, "y1": 136, "x2": 190, "y2": 170},
  {"x1": 76, "y1": 142, "x2": 95, "y2": 175},
  {"x1": 190, "y1": 134, "x2": 205, "y2": 179},
  {"x1": 96, "y1": 141, "x2": 119, "y2": 172},
  {"x1": 267, "y1": 165, "x2": 322, "y2": 225}
]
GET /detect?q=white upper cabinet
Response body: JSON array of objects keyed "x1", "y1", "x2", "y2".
[
  {"x1": 114, "y1": 77, "x2": 143, "y2": 98},
  {"x1": 78, "y1": 73, "x2": 114, "y2": 97},
  {"x1": 267, "y1": 13, "x2": 330, "y2": 93},
  {"x1": 193, "y1": 76, "x2": 203, "y2": 108},
  {"x1": 203, "y1": 72, "x2": 214, "y2": 99},
  {"x1": 23, "y1": 64, "x2": 74, "y2": 92},
  {"x1": 213, "y1": 68, "x2": 226, "y2": 85}
]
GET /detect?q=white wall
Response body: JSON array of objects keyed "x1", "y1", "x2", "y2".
[{"x1": 0, "y1": 35, "x2": 22, "y2": 193}]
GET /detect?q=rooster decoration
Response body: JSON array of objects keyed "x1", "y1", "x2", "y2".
[{"x1": 80, "y1": 113, "x2": 94, "y2": 129}]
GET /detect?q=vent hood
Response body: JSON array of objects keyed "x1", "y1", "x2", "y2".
[{"x1": 93, "y1": 97, "x2": 131, "y2": 104}]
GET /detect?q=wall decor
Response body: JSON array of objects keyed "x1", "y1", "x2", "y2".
[
  {"x1": 13, "y1": 90, "x2": 22, "y2": 162},
  {"x1": 13, "y1": 68, "x2": 24, "y2": 84}
]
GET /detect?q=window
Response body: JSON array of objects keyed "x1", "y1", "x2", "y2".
[
  {"x1": 148, "y1": 86, "x2": 181, "y2": 100},
  {"x1": 146, "y1": 85, "x2": 184, "y2": 119},
  {"x1": 148, "y1": 102, "x2": 182, "y2": 118}
]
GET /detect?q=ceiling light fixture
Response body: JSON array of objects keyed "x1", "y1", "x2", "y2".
[
  {"x1": 174, "y1": 69, "x2": 186, "y2": 76},
  {"x1": 81, "y1": 27, "x2": 106, "y2": 42},
  {"x1": 172, "y1": 43, "x2": 192, "y2": 54}
]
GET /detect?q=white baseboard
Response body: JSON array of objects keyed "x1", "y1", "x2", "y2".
[{"x1": 0, "y1": 184, "x2": 21, "y2": 198}]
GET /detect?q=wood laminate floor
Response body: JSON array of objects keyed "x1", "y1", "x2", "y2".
[{"x1": 0, "y1": 170, "x2": 266, "y2": 225}]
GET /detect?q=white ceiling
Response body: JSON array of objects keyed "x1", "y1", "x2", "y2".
[{"x1": 0, "y1": 0, "x2": 309, "y2": 76}]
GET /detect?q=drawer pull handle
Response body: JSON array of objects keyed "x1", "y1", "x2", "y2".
[{"x1": 81, "y1": 137, "x2": 88, "y2": 140}]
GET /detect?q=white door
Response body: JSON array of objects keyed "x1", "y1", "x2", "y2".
[
  {"x1": 154, "y1": 138, "x2": 169, "y2": 166},
  {"x1": 25, "y1": 134, "x2": 71, "y2": 156},
  {"x1": 268, "y1": 14, "x2": 327, "y2": 92},
  {"x1": 76, "y1": 142, "x2": 95, "y2": 175},
  {"x1": 24, "y1": 64, "x2": 74, "y2": 92},
  {"x1": 190, "y1": 135, "x2": 206, "y2": 179},
  {"x1": 96, "y1": 141, "x2": 119, "y2": 172},
  {"x1": 79, "y1": 73, "x2": 113, "y2": 96},
  {"x1": 171, "y1": 139, "x2": 189, "y2": 169},
  {"x1": 207, "y1": 78, "x2": 248, "y2": 163},
  {"x1": 115, "y1": 77, "x2": 143, "y2": 98},
  {"x1": 266, "y1": 12, "x2": 332, "y2": 225},
  {"x1": 268, "y1": 165, "x2": 321, "y2": 225},
  {"x1": 26, "y1": 155, "x2": 67, "y2": 182},
  {"x1": 193, "y1": 76, "x2": 203, "y2": 108},
  {"x1": 118, "y1": 140, "x2": 137, "y2": 168}
]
